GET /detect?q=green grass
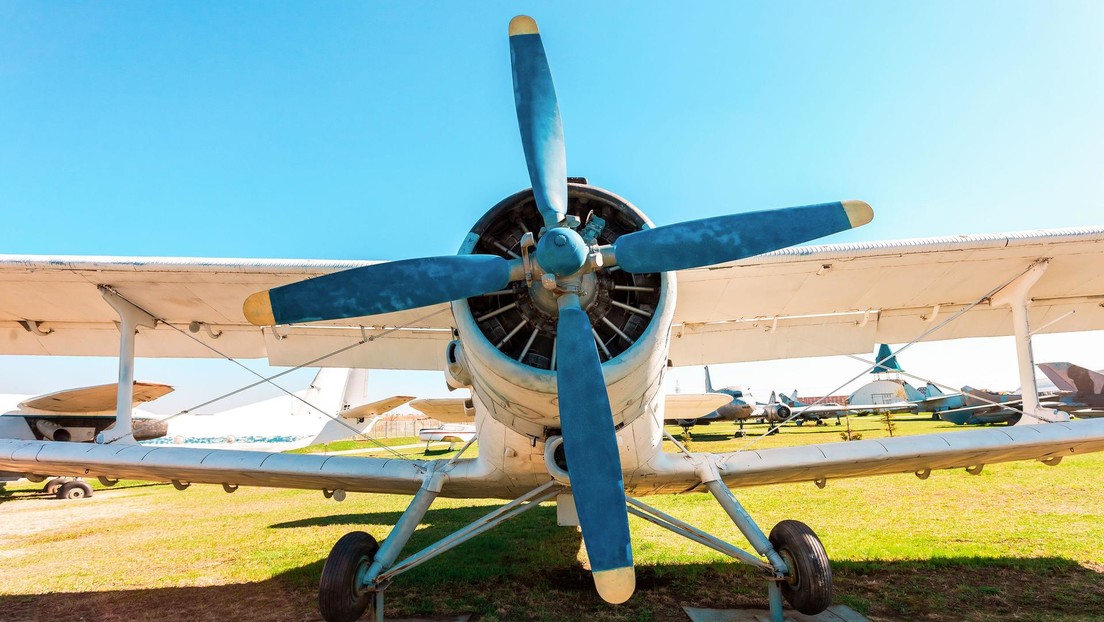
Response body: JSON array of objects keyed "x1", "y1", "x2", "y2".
[{"x1": 1, "y1": 414, "x2": 1102, "y2": 621}]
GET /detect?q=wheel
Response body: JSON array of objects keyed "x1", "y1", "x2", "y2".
[
  {"x1": 319, "y1": 531, "x2": 379, "y2": 622},
  {"x1": 769, "y1": 519, "x2": 832, "y2": 615},
  {"x1": 43, "y1": 478, "x2": 65, "y2": 495},
  {"x1": 57, "y1": 480, "x2": 93, "y2": 500}
]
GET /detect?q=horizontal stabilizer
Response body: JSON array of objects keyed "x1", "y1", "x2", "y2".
[
  {"x1": 339, "y1": 395, "x2": 415, "y2": 420},
  {"x1": 18, "y1": 382, "x2": 173, "y2": 414},
  {"x1": 409, "y1": 398, "x2": 473, "y2": 423}
]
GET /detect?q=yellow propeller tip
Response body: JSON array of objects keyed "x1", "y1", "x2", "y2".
[
  {"x1": 509, "y1": 15, "x2": 539, "y2": 36},
  {"x1": 243, "y1": 291, "x2": 275, "y2": 326},
  {"x1": 593, "y1": 566, "x2": 635, "y2": 604},
  {"x1": 842, "y1": 200, "x2": 874, "y2": 228}
]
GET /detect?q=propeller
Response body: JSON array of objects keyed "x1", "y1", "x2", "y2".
[
  {"x1": 509, "y1": 15, "x2": 567, "y2": 229},
  {"x1": 241, "y1": 14, "x2": 875, "y2": 604}
]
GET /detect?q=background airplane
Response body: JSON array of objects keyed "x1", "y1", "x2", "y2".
[
  {"x1": 157, "y1": 368, "x2": 415, "y2": 451},
  {"x1": 940, "y1": 362, "x2": 1104, "y2": 425}
]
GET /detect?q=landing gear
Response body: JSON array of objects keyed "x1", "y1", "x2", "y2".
[
  {"x1": 630, "y1": 463, "x2": 833, "y2": 621},
  {"x1": 316, "y1": 472, "x2": 561, "y2": 622},
  {"x1": 43, "y1": 478, "x2": 66, "y2": 495},
  {"x1": 769, "y1": 520, "x2": 832, "y2": 615},
  {"x1": 734, "y1": 420, "x2": 747, "y2": 438},
  {"x1": 319, "y1": 531, "x2": 379, "y2": 622},
  {"x1": 57, "y1": 480, "x2": 93, "y2": 499}
]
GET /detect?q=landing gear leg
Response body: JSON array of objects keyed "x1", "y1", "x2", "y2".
[
  {"x1": 734, "y1": 420, "x2": 747, "y2": 438},
  {"x1": 702, "y1": 465, "x2": 831, "y2": 618},
  {"x1": 317, "y1": 475, "x2": 562, "y2": 622}
]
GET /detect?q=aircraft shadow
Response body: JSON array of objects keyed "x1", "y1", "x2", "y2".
[
  {"x1": 3, "y1": 551, "x2": 1101, "y2": 622},
  {"x1": 5, "y1": 500, "x2": 1102, "y2": 621}
]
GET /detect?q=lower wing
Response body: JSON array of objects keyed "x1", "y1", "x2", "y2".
[{"x1": 632, "y1": 420, "x2": 1104, "y2": 493}]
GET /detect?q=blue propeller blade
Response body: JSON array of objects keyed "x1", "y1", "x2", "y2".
[
  {"x1": 243, "y1": 255, "x2": 512, "y2": 325},
  {"x1": 555, "y1": 295, "x2": 635, "y2": 604},
  {"x1": 613, "y1": 200, "x2": 873, "y2": 274},
  {"x1": 509, "y1": 16, "x2": 567, "y2": 229}
]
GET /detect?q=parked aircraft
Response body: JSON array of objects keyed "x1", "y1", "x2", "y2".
[
  {"x1": 941, "y1": 363, "x2": 1104, "y2": 425},
  {"x1": 159, "y1": 368, "x2": 414, "y2": 451},
  {"x1": 1037, "y1": 362, "x2": 1104, "y2": 417},
  {"x1": 0, "y1": 381, "x2": 169, "y2": 444},
  {"x1": 0, "y1": 381, "x2": 171, "y2": 498},
  {"x1": 2, "y1": 16, "x2": 1104, "y2": 622}
]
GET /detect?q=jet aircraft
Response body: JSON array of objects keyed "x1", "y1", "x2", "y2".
[{"x1": 2, "y1": 16, "x2": 1104, "y2": 622}]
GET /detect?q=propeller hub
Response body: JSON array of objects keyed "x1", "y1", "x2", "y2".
[
  {"x1": 535, "y1": 226, "x2": 588, "y2": 276},
  {"x1": 528, "y1": 271, "x2": 598, "y2": 316}
]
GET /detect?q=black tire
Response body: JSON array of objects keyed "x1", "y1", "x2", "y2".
[
  {"x1": 319, "y1": 531, "x2": 379, "y2": 622},
  {"x1": 57, "y1": 480, "x2": 93, "y2": 500},
  {"x1": 769, "y1": 519, "x2": 832, "y2": 615},
  {"x1": 43, "y1": 478, "x2": 65, "y2": 495}
]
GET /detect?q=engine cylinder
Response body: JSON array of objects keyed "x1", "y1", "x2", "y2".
[{"x1": 451, "y1": 182, "x2": 675, "y2": 439}]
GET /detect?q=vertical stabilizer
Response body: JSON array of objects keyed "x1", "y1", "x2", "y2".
[
  {"x1": 767, "y1": 391, "x2": 777, "y2": 404},
  {"x1": 300, "y1": 368, "x2": 381, "y2": 446},
  {"x1": 902, "y1": 381, "x2": 925, "y2": 402},
  {"x1": 924, "y1": 382, "x2": 944, "y2": 398},
  {"x1": 704, "y1": 366, "x2": 715, "y2": 393},
  {"x1": 1038, "y1": 362, "x2": 1104, "y2": 395},
  {"x1": 872, "y1": 343, "x2": 903, "y2": 374}
]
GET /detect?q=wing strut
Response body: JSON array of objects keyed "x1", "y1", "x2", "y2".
[
  {"x1": 97, "y1": 285, "x2": 157, "y2": 444},
  {"x1": 989, "y1": 260, "x2": 1067, "y2": 423}
]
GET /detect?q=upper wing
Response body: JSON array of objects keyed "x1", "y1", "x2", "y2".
[
  {"x1": 663, "y1": 393, "x2": 733, "y2": 420},
  {"x1": 0, "y1": 256, "x2": 454, "y2": 370},
  {"x1": 670, "y1": 227, "x2": 1104, "y2": 365},
  {"x1": 632, "y1": 419, "x2": 1104, "y2": 494}
]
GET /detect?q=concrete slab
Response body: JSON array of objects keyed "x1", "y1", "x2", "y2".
[{"x1": 682, "y1": 604, "x2": 869, "y2": 622}]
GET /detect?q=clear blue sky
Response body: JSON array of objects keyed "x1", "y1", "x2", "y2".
[{"x1": 2, "y1": 3, "x2": 1103, "y2": 413}]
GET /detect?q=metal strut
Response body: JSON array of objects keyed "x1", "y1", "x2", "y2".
[
  {"x1": 693, "y1": 462, "x2": 790, "y2": 622},
  {"x1": 362, "y1": 479, "x2": 562, "y2": 622},
  {"x1": 98, "y1": 285, "x2": 157, "y2": 444},
  {"x1": 990, "y1": 260, "x2": 1067, "y2": 424}
]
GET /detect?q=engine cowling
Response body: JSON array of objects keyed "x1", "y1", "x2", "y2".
[
  {"x1": 450, "y1": 182, "x2": 676, "y2": 439},
  {"x1": 761, "y1": 404, "x2": 791, "y2": 422}
]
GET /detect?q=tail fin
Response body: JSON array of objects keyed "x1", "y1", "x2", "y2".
[
  {"x1": 292, "y1": 368, "x2": 366, "y2": 418},
  {"x1": 767, "y1": 391, "x2": 777, "y2": 404},
  {"x1": 1038, "y1": 362, "x2": 1104, "y2": 395},
  {"x1": 302, "y1": 368, "x2": 381, "y2": 446},
  {"x1": 924, "y1": 382, "x2": 944, "y2": 398},
  {"x1": 902, "y1": 381, "x2": 925, "y2": 401},
  {"x1": 779, "y1": 392, "x2": 805, "y2": 407},
  {"x1": 704, "y1": 366, "x2": 715, "y2": 393},
  {"x1": 872, "y1": 343, "x2": 903, "y2": 373}
]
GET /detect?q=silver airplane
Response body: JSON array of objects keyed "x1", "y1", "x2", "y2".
[{"x1": 2, "y1": 16, "x2": 1104, "y2": 622}]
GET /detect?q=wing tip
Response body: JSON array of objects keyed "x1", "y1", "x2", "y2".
[
  {"x1": 509, "y1": 15, "x2": 539, "y2": 36},
  {"x1": 842, "y1": 200, "x2": 874, "y2": 228},
  {"x1": 593, "y1": 566, "x2": 635, "y2": 604},
  {"x1": 243, "y1": 291, "x2": 275, "y2": 326}
]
